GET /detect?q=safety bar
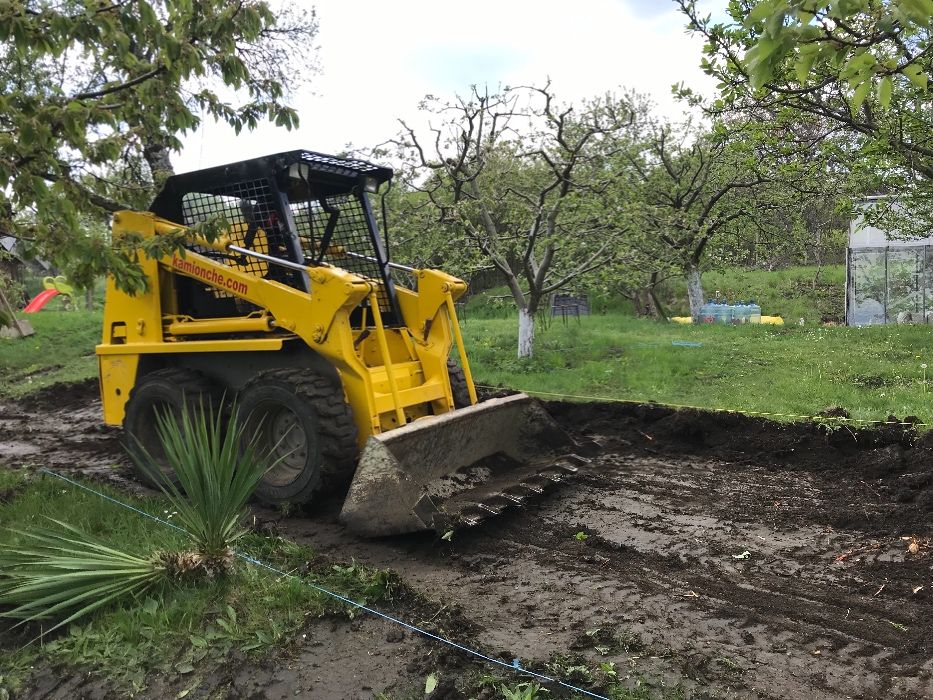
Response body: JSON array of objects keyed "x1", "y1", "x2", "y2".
[
  {"x1": 345, "y1": 251, "x2": 416, "y2": 273},
  {"x1": 227, "y1": 244, "x2": 310, "y2": 273},
  {"x1": 228, "y1": 245, "x2": 417, "y2": 275}
]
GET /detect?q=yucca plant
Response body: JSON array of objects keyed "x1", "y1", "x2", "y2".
[
  {"x1": 0, "y1": 400, "x2": 277, "y2": 632},
  {"x1": 0, "y1": 520, "x2": 165, "y2": 634},
  {"x1": 132, "y1": 400, "x2": 277, "y2": 577}
]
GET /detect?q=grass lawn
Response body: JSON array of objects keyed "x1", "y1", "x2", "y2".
[
  {"x1": 0, "y1": 469, "x2": 395, "y2": 694},
  {"x1": 0, "y1": 310, "x2": 102, "y2": 399},
  {"x1": 3, "y1": 281, "x2": 931, "y2": 423},
  {"x1": 462, "y1": 313, "x2": 933, "y2": 424}
]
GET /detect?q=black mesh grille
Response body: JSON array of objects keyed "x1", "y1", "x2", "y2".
[
  {"x1": 300, "y1": 151, "x2": 386, "y2": 179},
  {"x1": 292, "y1": 194, "x2": 392, "y2": 313},
  {"x1": 180, "y1": 179, "x2": 302, "y2": 290}
]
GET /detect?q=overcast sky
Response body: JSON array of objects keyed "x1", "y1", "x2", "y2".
[{"x1": 174, "y1": 0, "x2": 725, "y2": 173}]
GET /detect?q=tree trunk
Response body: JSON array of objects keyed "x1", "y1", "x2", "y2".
[
  {"x1": 645, "y1": 271, "x2": 667, "y2": 320},
  {"x1": 143, "y1": 140, "x2": 175, "y2": 185},
  {"x1": 646, "y1": 288, "x2": 667, "y2": 320},
  {"x1": 85, "y1": 287, "x2": 93, "y2": 311},
  {"x1": 518, "y1": 308, "x2": 535, "y2": 358},
  {"x1": 686, "y1": 263, "x2": 705, "y2": 317},
  {"x1": 633, "y1": 290, "x2": 650, "y2": 316},
  {"x1": 812, "y1": 226, "x2": 823, "y2": 290}
]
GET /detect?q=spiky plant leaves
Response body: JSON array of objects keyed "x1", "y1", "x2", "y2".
[
  {"x1": 0, "y1": 519, "x2": 165, "y2": 634},
  {"x1": 132, "y1": 401, "x2": 278, "y2": 572},
  {"x1": 0, "y1": 401, "x2": 278, "y2": 634}
]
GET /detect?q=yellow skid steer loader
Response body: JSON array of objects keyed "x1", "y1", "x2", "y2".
[{"x1": 96, "y1": 151, "x2": 586, "y2": 536}]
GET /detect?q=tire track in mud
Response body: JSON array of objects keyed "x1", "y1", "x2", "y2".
[
  {"x1": 291, "y1": 417, "x2": 933, "y2": 699},
  {"x1": 5, "y1": 383, "x2": 933, "y2": 698},
  {"x1": 0, "y1": 381, "x2": 129, "y2": 485}
]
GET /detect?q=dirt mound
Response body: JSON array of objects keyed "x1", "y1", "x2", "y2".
[
  {"x1": 17, "y1": 377, "x2": 100, "y2": 412},
  {"x1": 547, "y1": 399, "x2": 933, "y2": 536}
]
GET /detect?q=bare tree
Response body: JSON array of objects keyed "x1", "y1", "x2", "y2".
[
  {"x1": 388, "y1": 84, "x2": 635, "y2": 357},
  {"x1": 625, "y1": 118, "x2": 777, "y2": 315}
]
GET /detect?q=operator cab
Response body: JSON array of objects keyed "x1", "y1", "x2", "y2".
[{"x1": 149, "y1": 150, "x2": 399, "y2": 324}]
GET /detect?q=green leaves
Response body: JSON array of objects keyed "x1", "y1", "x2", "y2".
[
  {"x1": 131, "y1": 402, "x2": 277, "y2": 561},
  {"x1": 745, "y1": 35, "x2": 790, "y2": 89},
  {"x1": 851, "y1": 79, "x2": 872, "y2": 114},
  {"x1": 1, "y1": 0, "x2": 318, "y2": 290},
  {"x1": 707, "y1": 0, "x2": 933, "y2": 109},
  {"x1": 878, "y1": 76, "x2": 893, "y2": 110},
  {"x1": 898, "y1": 0, "x2": 933, "y2": 24},
  {"x1": 794, "y1": 45, "x2": 819, "y2": 86},
  {"x1": 902, "y1": 63, "x2": 928, "y2": 91},
  {"x1": 0, "y1": 520, "x2": 164, "y2": 634}
]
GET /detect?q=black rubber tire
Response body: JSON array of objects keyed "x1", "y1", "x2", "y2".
[
  {"x1": 237, "y1": 369, "x2": 358, "y2": 507},
  {"x1": 447, "y1": 358, "x2": 472, "y2": 408},
  {"x1": 123, "y1": 368, "x2": 218, "y2": 489}
]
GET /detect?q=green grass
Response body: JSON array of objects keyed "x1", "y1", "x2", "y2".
[
  {"x1": 0, "y1": 310, "x2": 102, "y2": 398},
  {"x1": 1, "y1": 267, "x2": 926, "y2": 423},
  {"x1": 465, "y1": 265, "x2": 846, "y2": 325},
  {"x1": 0, "y1": 472, "x2": 395, "y2": 694},
  {"x1": 655, "y1": 264, "x2": 845, "y2": 323},
  {"x1": 463, "y1": 313, "x2": 933, "y2": 423}
]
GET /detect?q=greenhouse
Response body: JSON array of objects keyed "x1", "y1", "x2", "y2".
[{"x1": 846, "y1": 204, "x2": 933, "y2": 326}]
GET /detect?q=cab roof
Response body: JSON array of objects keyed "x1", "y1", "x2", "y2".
[{"x1": 149, "y1": 150, "x2": 393, "y2": 222}]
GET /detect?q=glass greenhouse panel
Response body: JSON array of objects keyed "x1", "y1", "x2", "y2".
[
  {"x1": 848, "y1": 248, "x2": 886, "y2": 325},
  {"x1": 886, "y1": 248, "x2": 924, "y2": 323},
  {"x1": 847, "y1": 245, "x2": 933, "y2": 325}
]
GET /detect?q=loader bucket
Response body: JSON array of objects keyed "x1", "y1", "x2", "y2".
[{"x1": 339, "y1": 394, "x2": 588, "y2": 537}]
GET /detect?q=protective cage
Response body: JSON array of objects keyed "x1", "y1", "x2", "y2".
[
  {"x1": 149, "y1": 150, "x2": 400, "y2": 319},
  {"x1": 846, "y1": 245, "x2": 933, "y2": 325}
]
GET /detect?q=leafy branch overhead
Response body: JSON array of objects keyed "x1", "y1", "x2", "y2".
[
  {"x1": 678, "y1": 0, "x2": 933, "y2": 182},
  {"x1": 738, "y1": 0, "x2": 933, "y2": 102},
  {"x1": 0, "y1": 0, "x2": 317, "y2": 289}
]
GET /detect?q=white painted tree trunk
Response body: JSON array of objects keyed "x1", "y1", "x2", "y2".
[
  {"x1": 518, "y1": 308, "x2": 535, "y2": 358},
  {"x1": 686, "y1": 263, "x2": 705, "y2": 318}
]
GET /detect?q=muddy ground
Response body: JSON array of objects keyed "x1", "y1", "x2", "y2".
[{"x1": 3, "y1": 381, "x2": 933, "y2": 699}]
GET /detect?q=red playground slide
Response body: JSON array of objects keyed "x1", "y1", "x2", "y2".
[{"x1": 23, "y1": 289, "x2": 59, "y2": 313}]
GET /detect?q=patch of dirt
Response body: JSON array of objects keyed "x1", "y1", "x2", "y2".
[
  {"x1": 6, "y1": 388, "x2": 933, "y2": 698},
  {"x1": 0, "y1": 378, "x2": 131, "y2": 488}
]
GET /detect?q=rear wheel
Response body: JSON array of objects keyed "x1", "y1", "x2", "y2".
[
  {"x1": 123, "y1": 368, "x2": 218, "y2": 488},
  {"x1": 447, "y1": 358, "x2": 472, "y2": 408},
  {"x1": 237, "y1": 369, "x2": 357, "y2": 507}
]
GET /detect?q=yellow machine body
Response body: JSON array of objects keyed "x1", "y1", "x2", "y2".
[
  {"x1": 97, "y1": 150, "x2": 583, "y2": 536},
  {"x1": 97, "y1": 210, "x2": 475, "y2": 446}
]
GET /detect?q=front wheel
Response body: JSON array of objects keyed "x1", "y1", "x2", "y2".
[
  {"x1": 123, "y1": 368, "x2": 218, "y2": 488},
  {"x1": 447, "y1": 358, "x2": 472, "y2": 408},
  {"x1": 237, "y1": 369, "x2": 357, "y2": 507}
]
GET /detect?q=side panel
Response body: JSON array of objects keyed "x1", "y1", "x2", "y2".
[
  {"x1": 100, "y1": 213, "x2": 164, "y2": 347},
  {"x1": 98, "y1": 354, "x2": 141, "y2": 425}
]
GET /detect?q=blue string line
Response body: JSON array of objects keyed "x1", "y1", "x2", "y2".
[{"x1": 38, "y1": 468, "x2": 609, "y2": 700}]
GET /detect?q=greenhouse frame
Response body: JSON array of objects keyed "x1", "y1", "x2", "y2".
[{"x1": 846, "y1": 201, "x2": 933, "y2": 326}]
